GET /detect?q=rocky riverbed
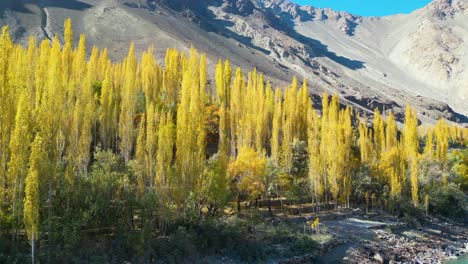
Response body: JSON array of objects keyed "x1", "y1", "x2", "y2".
[
  {"x1": 343, "y1": 222, "x2": 467, "y2": 264},
  {"x1": 281, "y1": 209, "x2": 467, "y2": 264},
  {"x1": 324, "y1": 214, "x2": 467, "y2": 263}
]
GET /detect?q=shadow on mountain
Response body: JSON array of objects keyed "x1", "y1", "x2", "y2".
[
  {"x1": 0, "y1": 0, "x2": 92, "y2": 13},
  {"x1": 192, "y1": 3, "x2": 272, "y2": 56},
  {"x1": 295, "y1": 32, "x2": 365, "y2": 70},
  {"x1": 42, "y1": 0, "x2": 92, "y2": 10},
  {"x1": 451, "y1": 111, "x2": 468, "y2": 124},
  {"x1": 184, "y1": 1, "x2": 364, "y2": 70},
  {"x1": 0, "y1": 0, "x2": 33, "y2": 13},
  {"x1": 261, "y1": 8, "x2": 365, "y2": 70}
]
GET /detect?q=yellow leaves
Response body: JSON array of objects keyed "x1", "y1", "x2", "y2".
[
  {"x1": 119, "y1": 43, "x2": 139, "y2": 163},
  {"x1": 141, "y1": 46, "x2": 160, "y2": 106},
  {"x1": 2, "y1": 18, "x2": 467, "y2": 221},
  {"x1": 228, "y1": 146, "x2": 267, "y2": 198},
  {"x1": 215, "y1": 59, "x2": 228, "y2": 105},
  {"x1": 380, "y1": 144, "x2": 405, "y2": 196},
  {"x1": 64, "y1": 18, "x2": 73, "y2": 49},
  {"x1": 435, "y1": 118, "x2": 449, "y2": 164},
  {"x1": 7, "y1": 92, "x2": 33, "y2": 212},
  {"x1": 163, "y1": 48, "x2": 181, "y2": 105},
  {"x1": 24, "y1": 135, "x2": 44, "y2": 242},
  {"x1": 271, "y1": 88, "x2": 283, "y2": 163},
  {"x1": 175, "y1": 47, "x2": 207, "y2": 200},
  {"x1": 385, "y1": 112, "x2": 397, "y2": 151},
  {"x1": 373, "y1": 108, "x2": 385, "y2": 158},
  {"x1": 410, "y1": 155, "x2": 420, "y2": 206},
  {"x1": 401, "y1": 105, "x2": 421, "y2": 204},
  {"x1": 156, "y1": 111, "x2": 174, "y2": 191},
  {"x1": 281, "y1": 77, "x2": 310, "y2": 170},
  {"x1": 72, "y1": 34, "x2": 87, "y2": 82},
  {"x1": 218, "y1": 103, "x2": 229, "y2": 159},
  {"x1": 99, "y1": 69, "x2": 116, "y2": 148},
  {"x1": 224, "y1": 59, "x2": 232, "y2": 104},
  {"x1": 229, "y1": 147, "x2": 266, "y2": 179},
  {"x1": 424, "y1": 127, "x2": 435, "y2": 157},
  {"x1": 307, "y1": 217, "x2": 320, "y2": 230},
  {"x1": 135, "y1": 114, "x2": 147, "y2": 195},
  {"x1": 307, "y1": 103, "x2": 322, "y2": 199},
  {"x1": 404, "y1": 104, "x2": 419, "y2": 159}
]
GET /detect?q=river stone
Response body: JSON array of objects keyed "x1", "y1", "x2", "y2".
[{"x1": 373, "y1": 253, "x2": 384, "y2": 263}]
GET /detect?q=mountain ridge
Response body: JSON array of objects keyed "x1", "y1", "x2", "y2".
[{"x1": 0, "y1": 0, "x2": 466, "y2": 124}]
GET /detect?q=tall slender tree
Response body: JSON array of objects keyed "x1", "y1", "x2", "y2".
[
  {"x1": 24, "y1": 136, "x2": 44, "y2": 264},
  {"x1": 119, "y1": 43, "x2": 138, "y2": 163}
]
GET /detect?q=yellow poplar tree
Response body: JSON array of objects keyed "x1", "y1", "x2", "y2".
[
  {"x1": 229, "y1": 68, "x2": 245, "y2": 156},
  {"x1": 307, "y1": 103, "x2": 323, "y2": 201},
  {"x1": 271, "y1": 89, "x2": 282, "y2": 163},
  {"x1": 175, "y1": 48, "x2": 206, "y2": 201},
  {"x1": 435, "y1": 119, "x2": 449, "y2": 167},
  {"x1": 424, "y1": 127, "x2": 434, "y2": 157},
  {"x1": 215, "y1": 59, "x2": 226, "y2": 104},
  {"x1": 145, "y1": 103, "x2": 160, "y2": 187},
  {"x1": 218, "y1": 103, "x2": 229, "y2": 159},
  {"x1": 404, "y1": 104, "x2": 419, "y2": 158},
  {"x1": 0, "y1": 26, "x2": 14, "y2": 217},
  {"x1": 141, "y1": 46, "x2": 159, "y2": 105},
  {"x1": 7, "y1": 92, "x2": 33, "y2": 234},
  {"x1": 24, "y1": 135, "x2": 43, "y2": 264},
  {"x1": 119, "y1": 43, "x2": 138, "y2": 163},
  {"x1": 410, "y1": 155, "x2": 420, "y2": 206},
  {"x1": 326, "y1": 95, "x2": 340, "y2": 204},
  {"x1": 385, "y1": 112, "x2": 397, "y2": 151},
  {"x1": 373, "y1": 108, "x2": 385, "y2": 158},
  {"x1": 156, "y1": 112, "x2": 174, "y2": 196},
  {"x1": 341, "y1": 106, "x2": 353, "y2": 207},
  {"x1": 135, "y1": 115, "x2": 147, "y2": 195},
  {"x1": 404, "y1": 104, "x2": 420, "y2": 205},
  {"x1": 99, "y1": 69, "x2": 117, "y2": 149},
  {"x1": 281, "y1": 77, "x2": 298, "y2": 170}
]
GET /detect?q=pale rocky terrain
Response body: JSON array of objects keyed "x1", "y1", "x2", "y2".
[
  {"x1": 0, "y1": 0, "x2": 467, "y2": 124},
  {"x1": 276, "y1": 210, "x2": 468, "y2": 264}
]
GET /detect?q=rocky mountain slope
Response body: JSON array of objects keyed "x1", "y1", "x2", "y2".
[{"x1": 0, "y1": 0, "x2": 467, "y2": 124}]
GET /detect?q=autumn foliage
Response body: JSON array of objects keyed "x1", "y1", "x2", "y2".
[{"x1": 0, "y1": 20, "x2": 466, "y2": 262}]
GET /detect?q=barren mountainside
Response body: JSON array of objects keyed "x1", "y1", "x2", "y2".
[{"x1": 1, "y1": 0, "x2": 467, "y2": 124}]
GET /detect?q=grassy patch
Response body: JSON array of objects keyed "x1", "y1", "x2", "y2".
[{"x1": 153, "y1": 215, "x2": 319, "y2": 263}]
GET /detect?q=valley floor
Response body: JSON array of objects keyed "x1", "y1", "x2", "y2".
[
  {"x1": 317, "y1": 211, "x2": 467, "y2": 264},
  {"x1": 213, "y1": 207, "x2": 468, "y2": 264}
]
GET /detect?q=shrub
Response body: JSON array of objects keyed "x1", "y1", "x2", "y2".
[{"x1": 428, "y1": 184, "x2": 467, "y2": 220}]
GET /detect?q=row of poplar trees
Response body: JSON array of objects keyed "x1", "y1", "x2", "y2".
[{"x1": 0, "y1": 20, "x2": 466, "y2": 262}]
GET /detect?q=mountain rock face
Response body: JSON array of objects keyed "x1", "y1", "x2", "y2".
[{"x1": 0, "y1": 0, "x2": 467, "y2": 124}]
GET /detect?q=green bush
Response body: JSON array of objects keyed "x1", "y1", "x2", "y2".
[
  {"x1": 428, "y1": 184, "x2": 467, "y2": 220},
  {"x1": 387, "y1": 196, "x2": 424, "y2": 224},
  {"x1": 152, "y1": 217, "x2": 318, "y2": 263}
]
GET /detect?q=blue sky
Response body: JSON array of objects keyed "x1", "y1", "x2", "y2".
[{"x1": 291, "y1": 0, "x2": 433, "y2": 17}]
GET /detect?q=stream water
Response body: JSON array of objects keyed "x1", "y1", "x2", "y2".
[{"x1": 446, "y1": 255, "x2": 468, "y2": 264}]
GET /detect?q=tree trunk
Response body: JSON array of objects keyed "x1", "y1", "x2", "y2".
[
  {"x1": 12, "y1": 176, "x2": 20, "y2": 243},
  {"x1": 31, "y1": 234, "x2": 35, "y2": 264},
  {"x1": 268, "y1": 197, "x2": 272, "y2": 215},
  {"x1": 0, "y1": 158, "x2": 6, "y2": 235},
  {"x1": 237, "y1": 196, "x2": 241, "y2": 212},
  {"x1": 47, "y1": 183, "x2": 52, "y2": 264}
]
